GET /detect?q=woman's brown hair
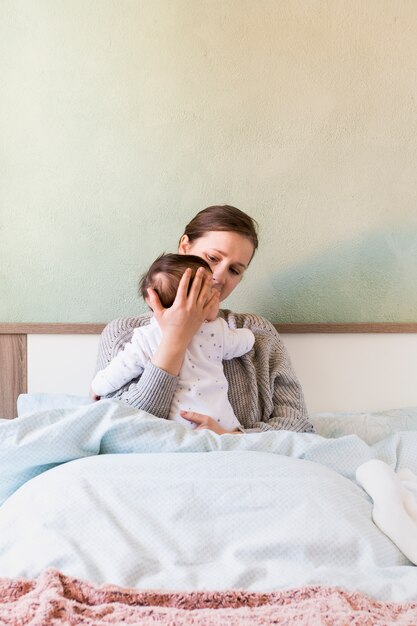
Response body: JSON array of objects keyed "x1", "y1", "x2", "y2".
[{"x1": 181, "y1": 205, "x2": 259, "y2": 257}]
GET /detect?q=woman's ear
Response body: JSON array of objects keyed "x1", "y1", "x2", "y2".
[{"x1": 178, "y1": 235, "x2": 190, "y2": 255}]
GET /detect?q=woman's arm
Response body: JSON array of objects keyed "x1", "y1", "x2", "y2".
[
  {"x1": 223, "y1": 312, "x2": 315, "y2": 434},
  {"x1": 255, "y1": 343, "x2": 314, "y2": 433}
]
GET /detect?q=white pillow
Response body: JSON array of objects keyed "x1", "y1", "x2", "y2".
[{"x1": 311, "y1": 407, "x2": 417, "y2": 444}]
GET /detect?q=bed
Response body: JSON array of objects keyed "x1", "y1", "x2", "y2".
[{"x1": 1, "y1": 322, "x2": 417, "y2": 625}]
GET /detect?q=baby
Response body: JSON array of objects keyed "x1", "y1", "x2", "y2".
[{"x1": 91, "y1": 253, "x2": 255, "y2": 431}]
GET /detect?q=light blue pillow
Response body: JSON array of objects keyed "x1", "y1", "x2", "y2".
[
  {"x1": 17, "y1": 393, "x2": 91, "y2": 417},
  {"x1": 310, "y1": 406, "x2": 417, "y2": 444}
]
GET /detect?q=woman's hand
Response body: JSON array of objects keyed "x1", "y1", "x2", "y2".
[
  {"x1": 148, "y1": 267, "x2": 217, "y2": 340},
  {"x1": 180, "y1": 411, "x2": 242, "y2": 435},
  {"x1": 147, "y1": 268, "x2": 219, "y2": 376}
]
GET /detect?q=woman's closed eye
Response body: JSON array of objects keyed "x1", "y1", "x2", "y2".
[{"x1": 206, "y1": 254, "x2": 240, "y2": 275}]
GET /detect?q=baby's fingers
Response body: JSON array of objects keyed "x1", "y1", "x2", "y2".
[{"x1": 180, "y1": 410, "x2": 203, "y2": 424}]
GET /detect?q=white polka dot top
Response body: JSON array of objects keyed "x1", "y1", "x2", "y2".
[{"x1": 92, "y1": 317, "x2": 255, "y2": 431}]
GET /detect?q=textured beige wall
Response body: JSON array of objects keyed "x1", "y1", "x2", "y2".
[{"x1": 1, "y1": 0, "x2": 416, "y2": 322}]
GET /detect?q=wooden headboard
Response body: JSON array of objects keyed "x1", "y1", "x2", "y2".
[
  {"x1": 1, "y1": 322, "x2": 417, "y2": 420},
  {"x1": 0, "y1": 324, "x2": 103, "y2": 420}
]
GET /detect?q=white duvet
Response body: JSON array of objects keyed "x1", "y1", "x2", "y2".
[{"x1": 0, "y1": 400, "x2": 416, "y2": 601}]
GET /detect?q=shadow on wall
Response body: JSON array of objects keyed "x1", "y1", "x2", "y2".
[{"x1": 268, "y1": 225, "x2": 417, "y2": 323}]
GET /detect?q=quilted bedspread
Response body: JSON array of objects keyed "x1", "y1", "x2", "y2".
[{"x1": 0, "y1": 400, "x2": 416, "y2": 602}]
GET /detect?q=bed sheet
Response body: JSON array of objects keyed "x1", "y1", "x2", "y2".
[{"x1": 0, "y1": 400, "x2": 417, "y2": 602}]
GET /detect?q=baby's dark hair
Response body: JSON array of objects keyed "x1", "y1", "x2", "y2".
[{"x1": 138, "y1": 253, "x2": 212, "y2": 309}]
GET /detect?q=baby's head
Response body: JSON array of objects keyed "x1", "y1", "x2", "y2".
[{"x1": 139, "y1": 253, "x2": 218, "y2": 318}]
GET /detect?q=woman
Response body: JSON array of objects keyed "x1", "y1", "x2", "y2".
[{"x1": 95, "y1": 205, "x2": 314, "y2": 434}]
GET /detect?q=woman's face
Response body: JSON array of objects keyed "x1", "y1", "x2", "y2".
[{"x1": 179, "y1": 231, "x2": 255, "y2": 301}]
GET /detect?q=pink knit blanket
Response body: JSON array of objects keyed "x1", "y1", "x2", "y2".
[{"x1": 1, "y1": 568, "x2": 416, "y2": 625}]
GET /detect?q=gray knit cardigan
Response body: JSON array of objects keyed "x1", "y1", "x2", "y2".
[{"x1": 95, "y1": 310, "x2": 314, "y2": 433}]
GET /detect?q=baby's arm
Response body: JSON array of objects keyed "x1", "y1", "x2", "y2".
[
  {"x1": 91, "y1": 330, "x2": 149, "y2": 397},
  {"x1": 220, "y1": 319, "x2": 255, "y2": 360}
]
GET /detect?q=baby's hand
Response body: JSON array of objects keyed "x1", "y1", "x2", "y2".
[
  {"x1": 89, "y1": 388, "x2": 100, "y2": 402},
  {"x1": 180, "y1": 411, "x2": 241, "y2": 435}
]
